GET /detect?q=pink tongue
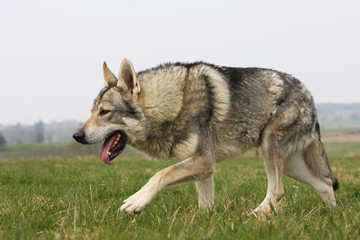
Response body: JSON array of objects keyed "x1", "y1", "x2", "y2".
[{"x1": 99, "y1": 135, "x2": 117, "y2": 165}]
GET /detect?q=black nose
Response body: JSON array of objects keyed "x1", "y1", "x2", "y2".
[{"x1": 73, "y1": 129, "x2": 86, "y2": 143}]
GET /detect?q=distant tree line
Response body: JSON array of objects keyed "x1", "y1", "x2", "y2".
[
  {"x1": 0, "y1": 120, "x2": 81, "y2": 145},
  {"x1": 316, "y1": 103, "x2": 360, "y2": 115},
  {"x1": 0, "y1": 132, "x2": 6, "y2": 147}
]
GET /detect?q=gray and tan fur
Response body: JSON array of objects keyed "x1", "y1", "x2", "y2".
[{"x1": 73, "y1": 59, "x2": 338, "y2": 215}]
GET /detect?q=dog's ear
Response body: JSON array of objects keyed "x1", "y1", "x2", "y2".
[
  {"x1": 103, "y1": 62, "x2": 118, "y2": 87},
  {"x1": 117, "y1": 59, "x2": 140, "y2": 96}
]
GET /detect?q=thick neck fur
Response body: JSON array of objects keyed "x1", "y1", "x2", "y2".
[
  {"x1": 126, "y1": 66, "x2": 188, "y2": 159},
  {"x1": 137, "y1": 66, "x2": 187, "y2": 122},
  {"x1": 129, "y1": 119, "x2": 174, "y2": 159}
]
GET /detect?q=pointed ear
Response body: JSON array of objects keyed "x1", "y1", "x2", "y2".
[
  {"x1": 103, "y1": 62, "x2": 118, "y2": 87},
  {"x1": 117, "y1": 59, "x2": 140, "y2": 95}
]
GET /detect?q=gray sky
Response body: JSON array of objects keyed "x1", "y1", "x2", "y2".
[{"x1": 1, "y1": 0, "x2": 359, "y2": 125}]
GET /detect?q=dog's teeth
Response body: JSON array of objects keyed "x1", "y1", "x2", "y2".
[
  {"x1": 107, "y1": 151, "x2": 111, "y2": 156},
  {"x1": 117, "y1": 133, "x2": 121, "y2": 138}
]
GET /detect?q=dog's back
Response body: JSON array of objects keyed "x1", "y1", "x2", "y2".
[{"x1": 135, "y1": 63, "x2": 317, "y2": 161}]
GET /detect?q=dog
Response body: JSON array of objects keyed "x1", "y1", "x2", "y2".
[{"x1": 73, "y1": 59, "x2": 338, "y2": 215}]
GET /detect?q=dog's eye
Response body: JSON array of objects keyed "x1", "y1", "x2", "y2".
[{"x1": 100, "y1": 110, "x2": 111, "y2": 116}]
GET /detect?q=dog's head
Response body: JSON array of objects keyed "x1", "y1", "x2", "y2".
[{"x1": 73, "y1": 59, "x2": 144, "y2": 165}]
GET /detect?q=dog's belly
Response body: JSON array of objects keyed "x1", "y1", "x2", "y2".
[
  {"x1": 213, "y1": 123, "x2": 263, "y2": 161},
  {"x1": 214, "y1": 143, "x2": 244, "y2": 161}
]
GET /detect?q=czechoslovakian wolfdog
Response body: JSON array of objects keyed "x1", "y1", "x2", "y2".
[{"x1": 73, "y1": 59, "x2": 338, "y2": 215}]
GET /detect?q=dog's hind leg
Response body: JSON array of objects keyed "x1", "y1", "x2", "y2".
[
  {"x1": 283, "y1": 148, "x2": 336, "y2": 207},
  {"x1": 195, "y1": 174, "x2": 214, "y2": 209},
  {"x1": 254, "y1": 132, "x2": 285, "y2": 214}
]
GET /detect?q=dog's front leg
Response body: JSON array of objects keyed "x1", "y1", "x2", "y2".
[
  {"x1": 120, "y1": 155, "x2": 215, "y2": 214},
  {"x1": 195, "y1": 174, "x2": 214, "y2": 209}
]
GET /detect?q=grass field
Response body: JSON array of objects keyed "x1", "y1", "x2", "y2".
[
  {"x1": 0, "y1": 142, "x2": 143, "y2": 160},
  {"x1": 0, "y1": 140, "x2": 359, "y2": 159},
  {"x1": 0, "y1": 152, "x2": 359, "y2": 239}
]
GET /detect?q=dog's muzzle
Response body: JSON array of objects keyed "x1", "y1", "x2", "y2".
[{"x1": 73, "y1": 129, "x2": 86, "y2": 144}]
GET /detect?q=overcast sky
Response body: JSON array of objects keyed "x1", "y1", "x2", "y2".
[{"x1": 0, "y1": 0, "x2": 359, "y2": 125}]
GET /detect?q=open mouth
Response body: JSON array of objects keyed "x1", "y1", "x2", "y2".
[{"x1": 99, "y1": 131, "x2": 128, "y2": 165}]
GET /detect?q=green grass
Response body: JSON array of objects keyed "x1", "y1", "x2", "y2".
[
  {"x1": 0, "y1": 156, "x2": 359, "y2": 239},
  {"x1": 0, "y1": 142, "x2": 142, "y2": 159},
  {"x1": 323, "y1": 142, "x2": 360, "y2": 156},
  {"x1": 1, "y1": 141, "x2": 360, "y2": 159}
]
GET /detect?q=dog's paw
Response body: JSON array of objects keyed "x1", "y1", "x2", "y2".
[
  {"x1": 252, "y1": 205, "x2": 272, "y2": 215},
  {"x1": 251, "y1": 199, "x2": 278, "y2": 217},
  {"x1": 120, "y1": 186, "x2": 157, "y2": 214}
]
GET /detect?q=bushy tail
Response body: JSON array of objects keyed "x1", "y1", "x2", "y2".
[{"x1": 304, "y1": 122, "x2": 339, "y2": 191}]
